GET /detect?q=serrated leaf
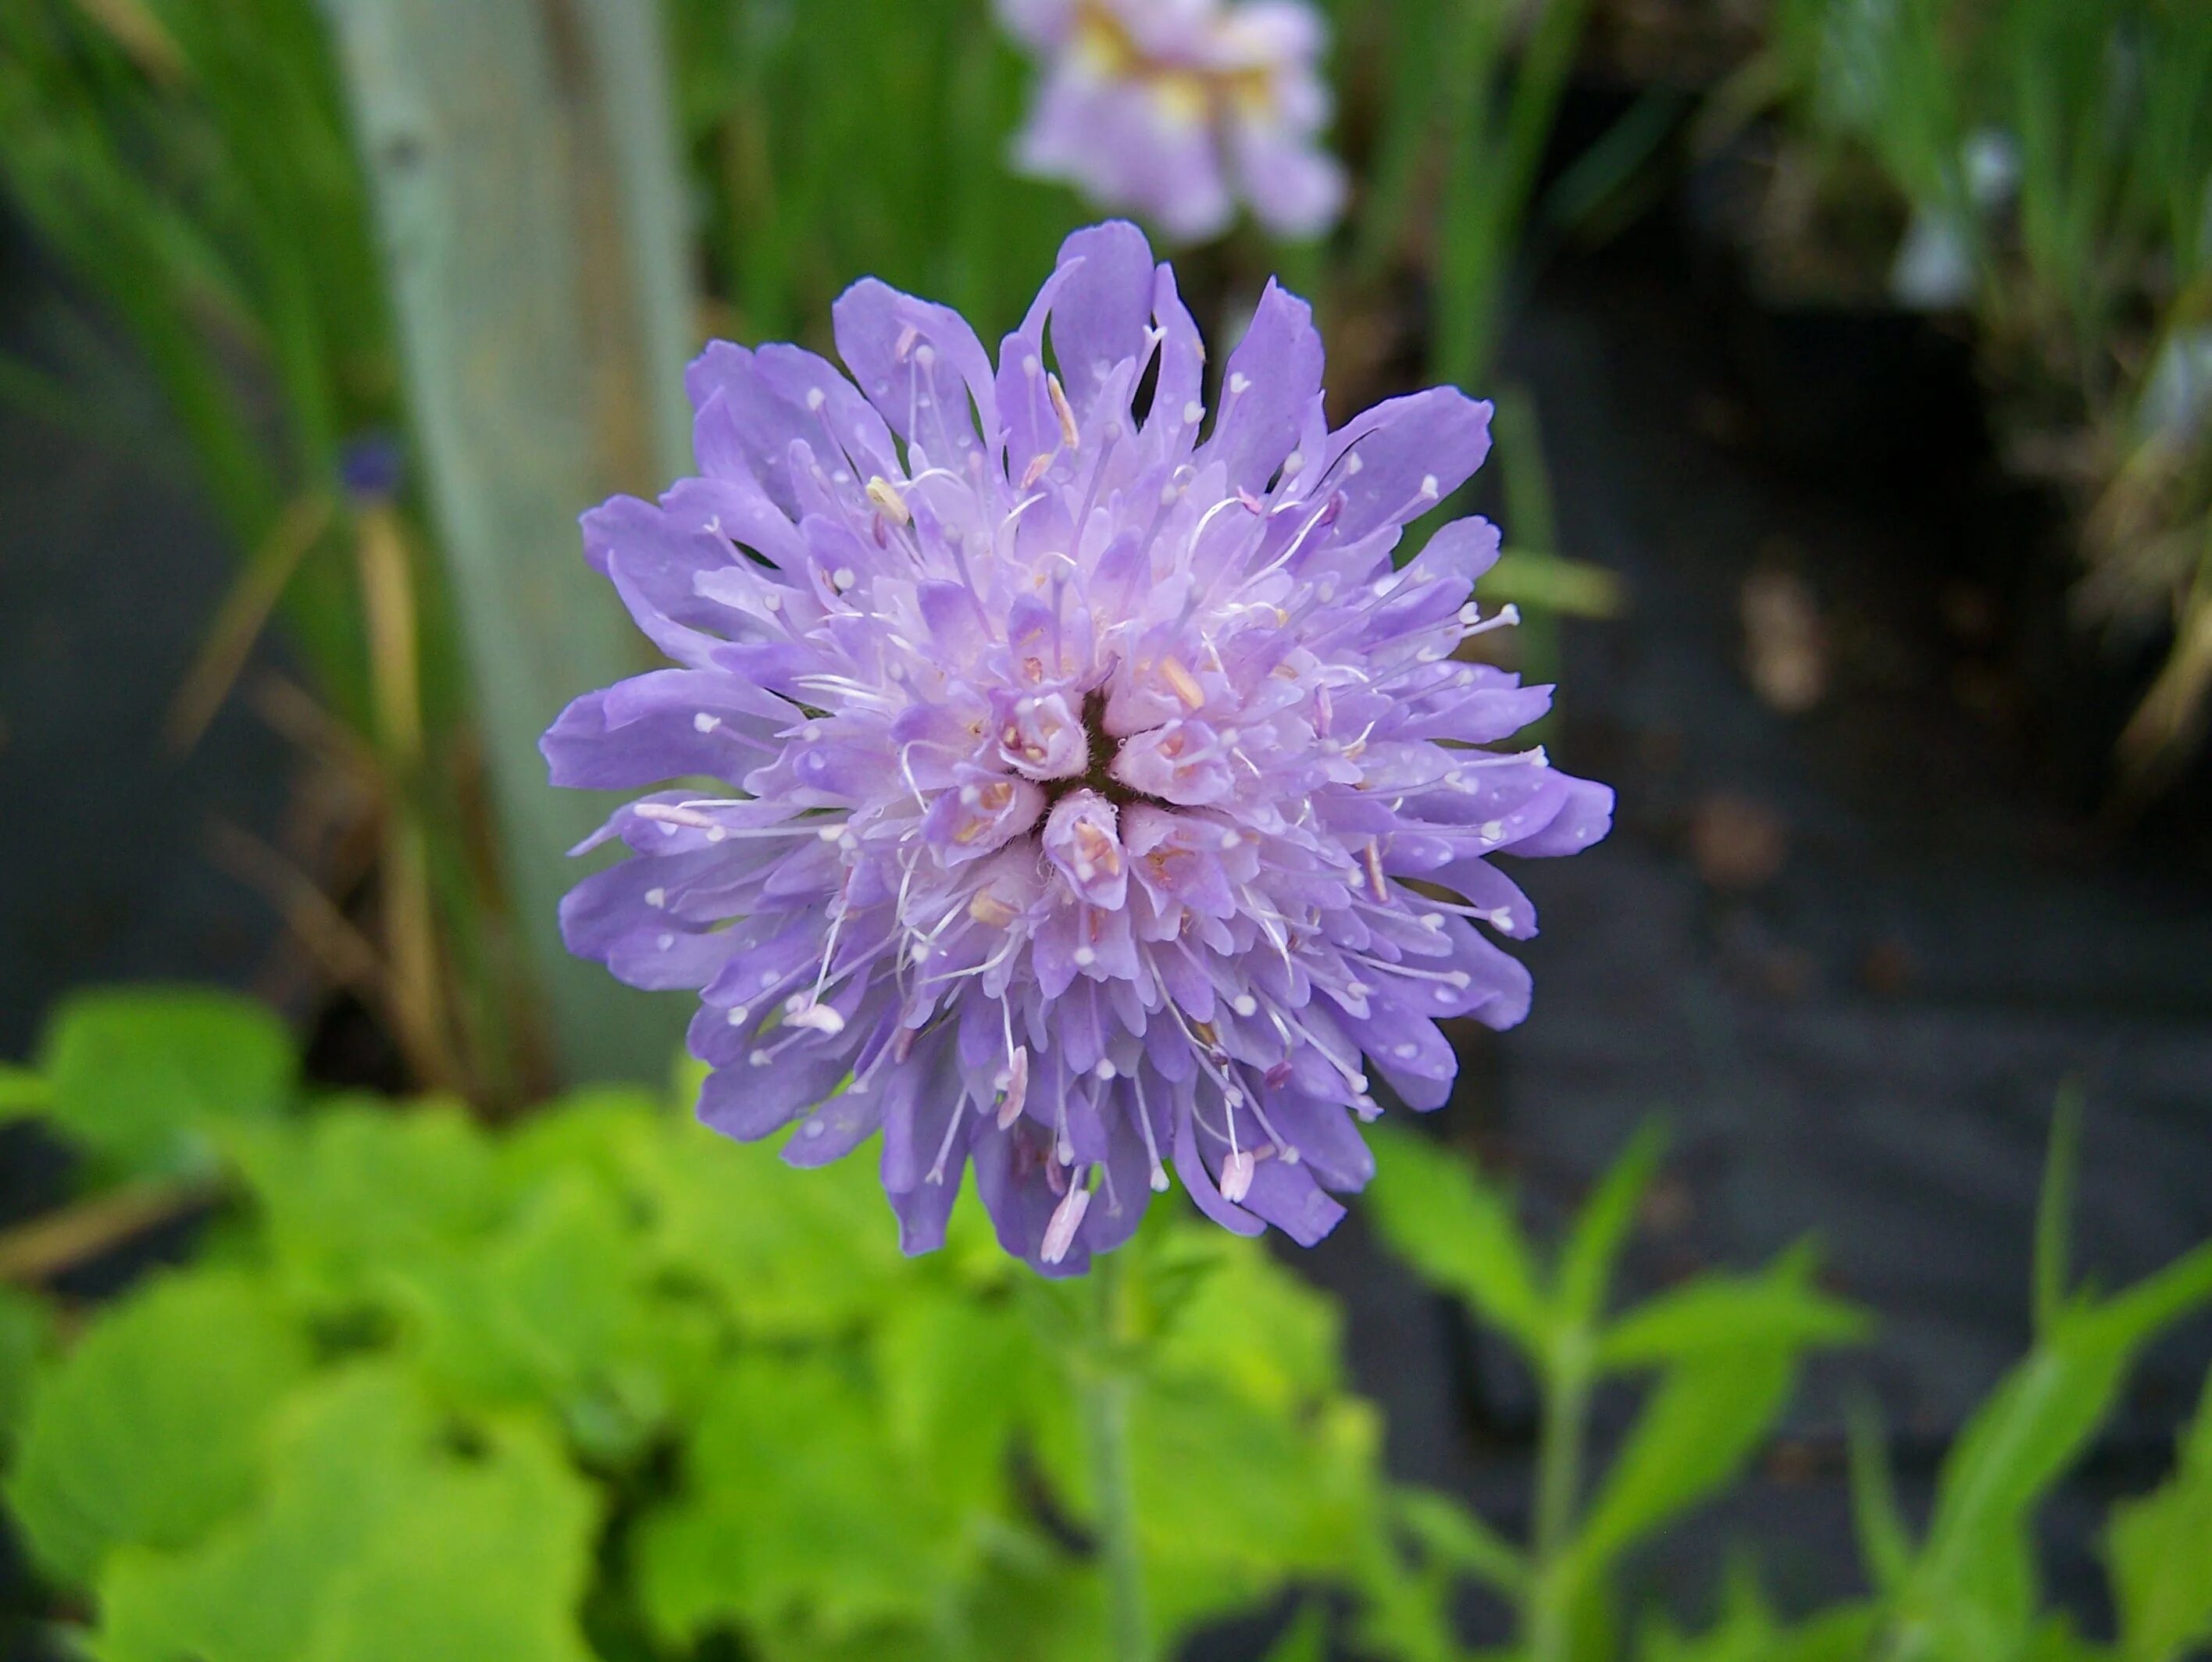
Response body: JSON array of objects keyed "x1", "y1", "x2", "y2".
[
  {"x1": 398, "y1": 1171, "x2": 715, "y2": 1461},
  {"x1": 5, "y1": 1271, "x2": 308, "y2": 1584},
  {"x1": 1557, "y1": 1121, "x2": 1667, "y2": 1336},
  {"x1": 2108, "y1": 1374, "x2": 2212, "y2": 1662},
  {"x1": 39, "y1": 987, "x2": 293, "y2": 1179},
  {"x1": 644, "y1": 1117, "x2": 907, "y2": 1339},
  {"x1": 230, "y1": 1100, "x2": 504, "y2": 1298},
  {"x1": 1597, "y1": 1254, "x2": 1868, "y2": 1371},
  {"x1": 98, "y1": 1365, "x2": 599, "y2": 1662},
  {"x1": 636, "y1": 1352, "x2": 961, "y2": 1649},
  {"x1": 872, "y1": 1286, "x2": 1044, "y2": 1521},
  {"x1": 1572, "y1": 1345, "x2": 1797, "y2": 1575},
  {"x1": 1365, "y1": 1122, "x2": 1547, "y2": 1354}
]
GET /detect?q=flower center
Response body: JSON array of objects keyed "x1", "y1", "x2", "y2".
[{"x1": 1044, "y1": 688, "x2": 1147, "y2": 810}]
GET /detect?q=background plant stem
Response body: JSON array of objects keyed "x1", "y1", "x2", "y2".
[
  {"x1": 1086, "y1": 1250, "x2": 1150, "y2": 1662},
  {"x1": 1526, "y1": 1334, "x2": 1592, "y2": 1662}
]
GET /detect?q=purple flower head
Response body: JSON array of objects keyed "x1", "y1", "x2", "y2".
[
  {"x1": 545, "y1": 223, "x2": 1612, "y2": 1275},
  {"x1": 999, "y1": 0, "x2": 1346, "y2": 241}
]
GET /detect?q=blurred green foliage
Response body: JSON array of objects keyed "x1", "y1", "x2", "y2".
[
  {"x1": 3, "y1": 990, "x2": 2211, "y2": 1658},
  {"x1": 0, "y1": 989, "x2": 1412, "y2": 1660}
]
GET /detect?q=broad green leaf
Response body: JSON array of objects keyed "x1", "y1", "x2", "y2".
[
  {"x1": 1365, "y1": 1122, "x2": 1546, "y2": 1353},
  {"x1": 1572, "y1": 1345, "x2": 1797, "y2": 1575},
  {"x1": 872, "y1": 1285, "x2": 1045, "y2": 1521},
  {"x1": 644, "y1": 1116, "x2": 908, "y2": 1339},
  {"x1": 636, "y1": 1351, "x2": 962, "y2": 1649},
  {"x1": 396, "y1": 1171, "x2": 705, "y2": 1460},
  {"x1": 1597, "y1": 1253, "x2": 1868, "y2": 1371},
  {"x1": 5, "y1": 1271, "x2": 308, "y2": 1584},
  {"x1": 2108, "y1": 1374, "x2": 2212, "y2": 1662},
  {"x1": 1557, "y1": 1121, "x2": 1667, "y2": 1336},
  {"x1": 0, "y1": 1282, "x2": 55, "y2": 1454},
  {"x1": 98, "y1": 1365, "x2": 599, "y2": 1662},
  {"x1": 39, "y1": 987, "x2": 293, "y2": 1179},
  {"x1": 1017, "y1": 1221, "x2": 1384, "y2": 1645},
  {"x1": 229, "y1": 1099, "x2": 503, "y2": 1298}
]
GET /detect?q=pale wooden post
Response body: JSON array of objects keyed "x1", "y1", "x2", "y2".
[{"x1": 320, "y1": 0, "x2": 696, "y2": 1082}]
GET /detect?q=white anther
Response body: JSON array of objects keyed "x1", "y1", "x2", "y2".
[
  {"x1": 1221, "y1": 1149, "x2": 1254, "y2": 1204},
  {"x1": 786, "y1": 1002, "x2": 847, "y2": 1036},
  {"x1": 694, "y1": 712, "x2": 722, "y2": 733},
  {"x1": 644, "y1": 887, "x2": 667, "y2": 908},
  {"x1": 805, "y1": 387, "x2": 826, "y2": 410},
  {"x1": 996, "y1": 1047, "x2": 1030, "y2": 1128},
  {"x1": 1041, "y1": 1182, "x2": 1091, "y2": 1264},
  {"x1": 1231, "y1": 994, "x2": 1258, "y2": 1018}
]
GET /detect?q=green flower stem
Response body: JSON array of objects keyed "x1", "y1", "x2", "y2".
[
  {"x1": 1085, "y1": 1251, "x2": 1150, "y2": 1662},
  {"x1": 1525, "y1": 1330, "x2": 1593, "y2": 1662}
]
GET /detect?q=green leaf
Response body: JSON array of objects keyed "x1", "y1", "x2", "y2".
[
  {"x1": 2035, "y1": 1083, "x2": 2086, "y2": 1340},
  {"x1": 1597, "y1": 1251, "x2": 1869, "y2": 1371},
  {"x1": 635, "y1": 1352, "x2": 964, "y2": 1650},
  {"x1": 872, "y1": 1285, "x2": 1045, "y2": 1522},
  {"x1": 1572, "y1": 1345, "x2": 1798, "y2": 1576},
  {"x1": 1365, "y1": 1122, "x2": 1547, "y2": 1354},
  {"x1": 5, "y1": 1271, "x2": 308, "y2": 1584},
  {"x1": 1262, "y1": 1601, "x2": 1330, "y2": 1662},
  {"x1": 644, "y1": 1115, "x2": 908, "y2": 1339},
  {"x1": 1556, "y1": 1120, "x2": 1667, "y2": 1336},
  {"x1": 398, "y1": 1170, "x2": 716, "y2": 1462},
  {"x1": 1127, "y1": 1229, "x2": 1381, "y2": 1638},
  {"x1": 98, "y1": 1364, "x2": 600, "y2": 1662},
  {"x1": 0, "y1": 1061, "x2": 47, "y2": 1122},
  {"x1": 1907, "y1": 1240, "x2": 2212, "y2": 1627},
  {"x1": 0, "y1": 1282, "x2": 55, "y2": 1455},
  {"x1": 39, "y1": 987, "x2": 294, "y2": 1179},
  {"x1": 1391, "y1": 1485, "x2": 1528, "y2": 1598},
  {"x1": 2108, "y1": 1373, "x2": 2212, "y2": 1662},
  {"x1": 230, "y1": 1099, "x2": 504, "y2": 1298},
  {"x1": 1846, "y1": 1396, "x2": 1914, "y2": 1597}
]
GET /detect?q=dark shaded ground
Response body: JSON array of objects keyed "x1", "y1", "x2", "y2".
[{"x1": 5, "y1": 177, "x2": 2211, "y2": 1657}]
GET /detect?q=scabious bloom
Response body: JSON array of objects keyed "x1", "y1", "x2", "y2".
[
  {"x1": 545, "y1": 222, "x2": 1611, "y2": 1275},
  {"x1": 998, "y1": 0, "x2": 1345, "y2": 241}
]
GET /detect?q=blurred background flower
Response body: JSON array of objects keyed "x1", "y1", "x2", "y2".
[{"x1": 999, "y1": 0, "x2": 1347, "y2": 240}]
